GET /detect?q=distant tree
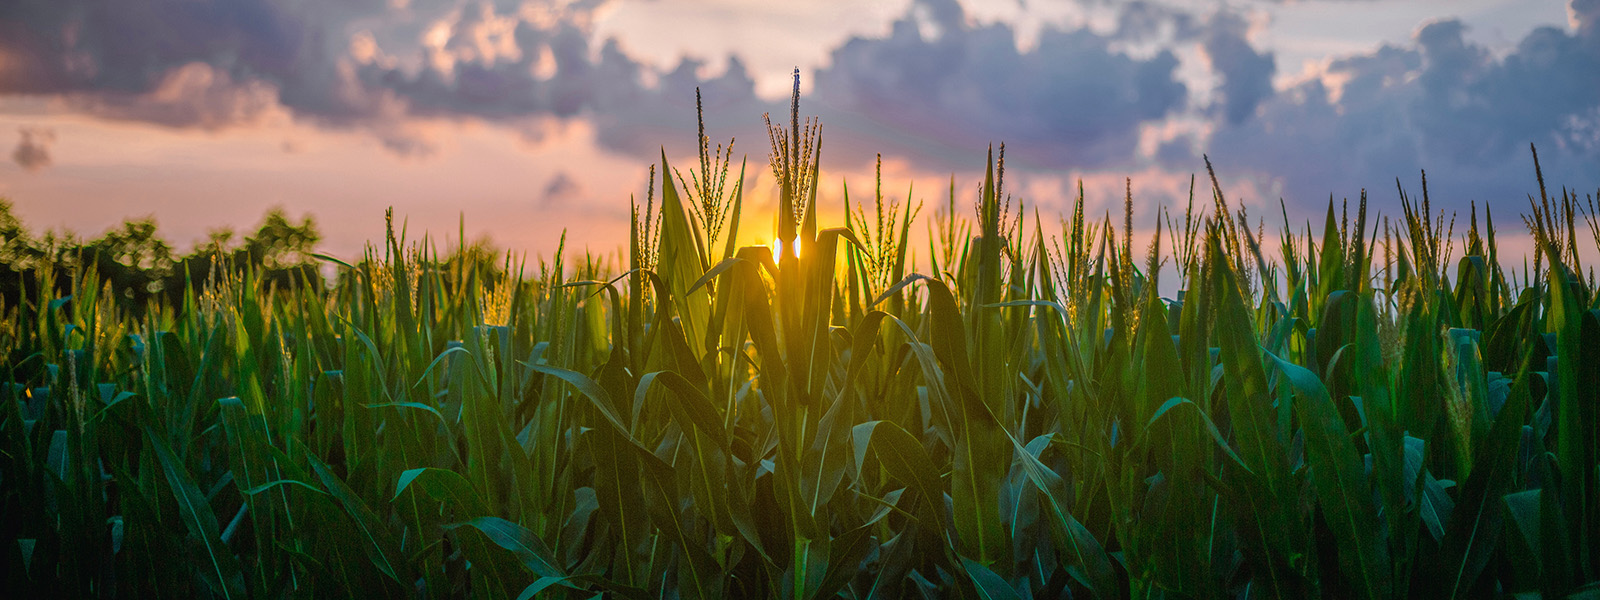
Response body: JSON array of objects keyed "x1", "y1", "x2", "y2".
[
  {"x1": 85, "y1": 217, "x2": 174, "y2": 306},
  {"x1": 246, "y1": 210, "x2": 319, "y2": 270},
  {"x1": 0, "y1": 200, "x2": 37, "y2": 266},
  {"x1": 0, "y1": 200, "x2": 323, "y2": 315},
  {"x1": 0, "y1": 200, "x2": 51, "y2": 307},
  {"x1": 164, "y1": 209, "x2": 323, "y2": 306}
]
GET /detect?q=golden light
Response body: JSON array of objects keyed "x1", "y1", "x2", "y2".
[{"x1": 772, "y1": 237, "x2": 801, "y2": 263}]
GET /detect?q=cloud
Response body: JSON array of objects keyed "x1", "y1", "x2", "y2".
[
  {"x1": 11, "y1": 127, "x2": 55, "y2": 172},
  {"x1": 0, "y1": 0, "x2": 1193, "y2": 171},
  {"x1": 1155, "y1": 133, "x2": 1196, "y2": 167},
  {"x1": 541, "y1": 169, "x2": 582, "y2": 205},
  {"x1": 0, "y1": 0, "x2": 761, "y2": 155},
  {"x1": 1200, "y1": 11, "x2": 1275, "y2": 125},
  {"x1": 375, "y1": 127, "x2": 439, "y2": 157},
  {"x1": 1194, "y1": 2, "x2": 1600, "y2": 215},
  {"x1": 1112, "y1": 1, "x2": 1201, "y2": 43},
  {"x1": 0, "y1": 0, "x2": 332, "y2": 98},
  {"x1": 1579, "y1": 0, "x2": 1600, "y2": 39},
  {"x1": 0, "y1": 0, "x2": 382, "y2": 127},
  {"x1": 809, "y1": 0, "x2": 1188, "y2": 169},
  {"x1": 1, "y1": 0, "x2": 1592, "y2": 218},
  {"x1": 67, "y1": 63, "x2": 280, "y2": 129},
  {"x1": 563, "y1": 50, "x2": 766, "y2": 159}
]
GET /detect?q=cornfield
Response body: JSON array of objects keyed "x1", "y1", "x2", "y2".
[{"x1": 3, "y1": 85, "x2": 1600, "y2": 599}]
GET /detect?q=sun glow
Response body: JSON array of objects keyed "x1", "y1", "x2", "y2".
[{"x1": 772, "y1": 236, "x2": 801, "y2": 262}]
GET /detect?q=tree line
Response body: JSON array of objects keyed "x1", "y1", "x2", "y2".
[{"x1": 0, "y1": 200, "x2": 321, "y2": 314}]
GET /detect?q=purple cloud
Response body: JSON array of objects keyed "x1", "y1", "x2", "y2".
[{"x1": 1194, "y1": 3, "x2": 1600, "y2": 214}]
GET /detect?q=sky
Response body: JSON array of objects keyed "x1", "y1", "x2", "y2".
[{"x1": 0, "y1": 0, "x2": 1595, "y2": 261}]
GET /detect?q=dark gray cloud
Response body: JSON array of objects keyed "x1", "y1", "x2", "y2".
[
  {"x1": 0, "y1": 0, "x2": 314, "y2": 95},
  {"x1": 1194, "y1": 2, "x2": 1600, "y2": 215},
  {"x1": 0, "y1": 0, "x2": 384, "y2": 127},
  {"x1": 809, "y1": 0, "x2": 1188, "y2": 170},
  {"x1": 1581, "y1": 0, "x2": 1600, "y2": 43},
  {"x1": 11, "y1": 127, "x2": 54, "y2": 171},
  {"x1": 585, "y1": 54, "x2": 768, "y2": 160},
  {"x1": 1201, "y1": 11, "x2": 1275, "y2": 125},
  {"x1": 1155, "y1": 133, "x2": 1196, "y2": 166},
  {"x1": 0, "y1": 0, "x2": 386, "y2": 128},
  {"x1": 0, "y1": 0, "x2": 757, "y2": 155}
]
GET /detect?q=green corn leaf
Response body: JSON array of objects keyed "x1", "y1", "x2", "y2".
[
  {"x1": 657, "y1": 150, "x2": 712, "y2": 358},
  {"x1": 1268, "y1": 351, "x2": 1390, "y2": 600},
  {"x1": 1006, "y1": 432, "x2": 1119, "y2": 598},
  {"x1": 306, "y1": 453, "x2": 408, "y2": 586},
  {"x1": 851, "y1": 420, "x2": 946, "y2": 530},
  {"x1": 961, "y1": 556, "x2": 1025, "y2": 600},
  {"x1": 1435, "y1": 367, "x2": 1530, "y2": 598},
  {"x1": 393, "y1": 467, "x2": 491, "y2": 517},
  {"x1": 445, "y1": 517, "x2": 563, "y2": 578},
  {"x1": 1207, "y1": 230, "x2": 1301, "y2": 595},
  {"x1": 147, "y1": 432, "x2": 247, "y2": 600}
]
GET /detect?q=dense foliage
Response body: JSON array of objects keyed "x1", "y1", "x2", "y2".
[
  {"x1": 0, "y1": 203, "x2": 322, "y2": 315},
  {"x1": 3, "y1": 91, "x2": 1600, "y2": 599}
]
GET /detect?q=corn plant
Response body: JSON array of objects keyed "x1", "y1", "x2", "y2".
[{"x1": 2, "y1": 77, "x2": 1599, "y2": 599}]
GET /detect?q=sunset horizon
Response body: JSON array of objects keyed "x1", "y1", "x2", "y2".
[{"x1": 4, "y1": 0, "x2": 1594, "y2": 259}]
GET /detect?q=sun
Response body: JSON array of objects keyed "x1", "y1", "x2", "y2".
[{"x1": 772, "y1": 236, "x2": 802, "y2": 262}]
